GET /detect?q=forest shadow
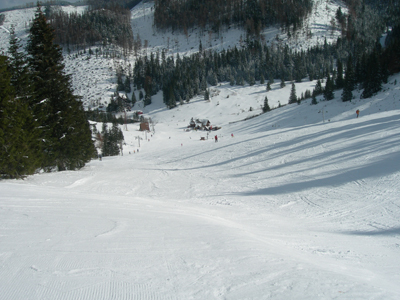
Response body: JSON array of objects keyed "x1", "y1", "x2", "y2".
[
  {"x1": 235, "y1": 151, "x2": 400, "y2": 196},
  {"x1": 165, "y1": 114, "x2": 400, "y2": 173},
  {"x1": 339, "y1": 226, "x2": 400, "y2": 236}
]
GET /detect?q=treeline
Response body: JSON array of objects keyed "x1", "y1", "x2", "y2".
[
  {"x1": 85, "y1": 108, "x2": 140, "y2": 124},
  {"x1": 87, "y1": 0, "x2": 142, "y2": 10},
  {"x1": 112, "y1": 0, "x2": 399, "y2": 110},
  {"x1": 128, "y1": 41, "x2": 335, "y2": 109},
  {"x1": 93, "y1": 122, "x2": 124, "y2": 157},
  {"x1": 154, "y1": 0, "x2": 313, "y2": 36},
  {"x1": 0, "y1": 0, "x2": 85, "y2": 13},
  {"x1": 347, "y1": 0, "x2": 400, "y2": 26},
  {"x1": 385, "y1": 25, "x2": 400, "y2": 74},
  {"x1": 0, "y1": 5, "x2": 95, "y2": 179},
  {"x1": 335, "y1": 0, "x2": 395, "y2": 49},
  {"x1": 122, "y1": 33, "x2": 394, "y2": 109},
  {"x1": 46, "y1": 2, "x2": 134, "y2": 53}
]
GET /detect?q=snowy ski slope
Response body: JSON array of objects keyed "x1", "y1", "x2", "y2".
[
  {"x1": 1, "y1": 71, "x2": 400, "y2": 299},
  {"x1": 1, "y1": 1, "x2": 400, "y2": 299}
]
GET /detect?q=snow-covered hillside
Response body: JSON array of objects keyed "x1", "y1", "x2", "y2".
[
  {"x1": 0, "y1": 0, "x2": 345, "y2": 109},
  {"x1": 1, "y1": 1, "x2": 400, "y2": 299},
  {"x1": 1, "y1": 71, "x2": 400, "y2": 299}
]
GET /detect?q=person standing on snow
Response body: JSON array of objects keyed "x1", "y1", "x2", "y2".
[
  {"x1": 215, "y1": 135, "x2": 218, "y2": 142},
  {"x1": 356, "y1": 109, "x2": 360, "y2": 118}
]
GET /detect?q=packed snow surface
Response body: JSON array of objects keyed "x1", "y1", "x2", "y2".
[{"x1": 1, "y1": 73, "x2": 400, "y2": 299}]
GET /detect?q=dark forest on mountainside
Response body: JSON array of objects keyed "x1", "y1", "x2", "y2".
[
  {"x1": 106, "y1": 0, "x2": 399, "y2": 111},
  {"x1": 154, "y1": 0, "x2": 313, "y2": 36},
  {"x1": 45, "y1": 0, "x2": 136, "y2": 53}
]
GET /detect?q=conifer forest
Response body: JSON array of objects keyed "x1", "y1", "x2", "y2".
[{"x1": 110, "y1": 0, "x2": 400, "y2": 110}]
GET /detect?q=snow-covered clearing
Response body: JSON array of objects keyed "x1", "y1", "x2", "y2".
[{"x1": 1, "y1": 73, "x2": 400, "y2": 299}]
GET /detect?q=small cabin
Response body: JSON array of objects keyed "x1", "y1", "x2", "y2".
[
  {"x1": 140, "y1": 122, "x2": 150, "y2": 131},
  {"x1": 188, "y1": 118, "x2": 211, "y2": 130},
  {"x1": 198, "y1": 119, "x2": 211, "y2": 127},
  {"x1": 189, "y1": 117, "x2": 196, "y2": 128}
]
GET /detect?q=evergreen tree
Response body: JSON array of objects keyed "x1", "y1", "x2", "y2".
[
  {"x1": 355, "y1": 54, "x2": 367, "y2": 85},
  {"x1": 26, "y1": 4, "x2": 95, "y2": 171},
  {"x1": 204, "y1": 88, "x2": 210, "y2": 101},
  {"x1": 8, "y1": 27, "x2": 42, "y2": 175},
  {"x1": 342, "y1": 54, "x2": 355, "y2": 102},
  {"x1": 324, "y1": 75, "x2": 335, "y2": 100},
  {"x1": 361, "y1": 50, "x2": 382, "y2": 99},
  {"x1": 335, "y1": 59, "x2": 344, "y2": 89},
  {"x1": 263, "y1": 96, "x2": 271, "y2": 112},
  {"x1": 101, "y1": 123, "x2": 110, "y2": 156},
  {"x1": 229, "y1": 74, "x2": 235, "y2": 86},
  {"x1": 131, "y1": 90, "x2": 137, "y2": 106},
  {"x1": 260, "y1": 74, "x2": 265, "y2": 84},
  {"x1": 112, "y1": 122, "x2": 124, "y2": 153},
  {"x1": 268, "y1": 75, "x2": 274, "y2": 84},
  {"x1": 0, "y1": 56, "x2": 17, "y2": 177},
  {"x1": 314, "y1": 79, "x2": 323, "y2": 96},
  {"x1": 117, "y1": 72, "x2": 124, "y2": 91},
  {"x1": 101, "y1": 122, "x2": 124, "y2": 157},
  {"x1": 124, "y1": 76, "x2": 131, "y2": 93},
  {"x1": 249, "y1": 74, "x2": 255, "y2": 86},
  {"x1": 8, "y1": 26, "x2": 32, "y2": 103},
  {"x1": 144, "y1": 93, "x2": 152, "y2": 106},
  {"x1": 207, "y1": 69, "x2": 218, "y2": 86},
  {"x1": 0, "y1": 56, "x2": 39, "y2": 178},
  {"x1": 289, "y1": 82, "x2": 297, "y2": 104},
  {"x1": 187, "y1": 86, "x2": 194, "y2": 102},
  {"x1": 311, "y1": 92, "x2": 318, "y2": 105},
  {"x1": 266, "y1": 81, "x2": 272, "y2": 91},
  {"x1": 167, "y1": 83, "x2": 177, "y2": 108},
  {"x1": 106, "y1": 122, "x2": 124, "y2": 156},
  {"x1": 304, "y1": 89, "x2": 312, "y2": 99},
  {"x1": 280, "y1": 78, "x2": 286, "y2": 88}
]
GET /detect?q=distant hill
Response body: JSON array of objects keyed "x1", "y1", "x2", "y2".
[
  {"x1": 0, "y1": 1, "x2": 86, "y2": 13},
  {"x1": 153, "y1": 0, "x2": 313, "y2": 36},
  {"x1": 1, "y1": 0, "x2": 399, "y2": 113}
]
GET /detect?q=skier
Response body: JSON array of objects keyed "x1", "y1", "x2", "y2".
[
  {"x1": 356, "y1": 109, "x2": 360, "y2": 118},
  {"x1": 215, "y1": 135, "x2": 218, "y2": 142}
]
